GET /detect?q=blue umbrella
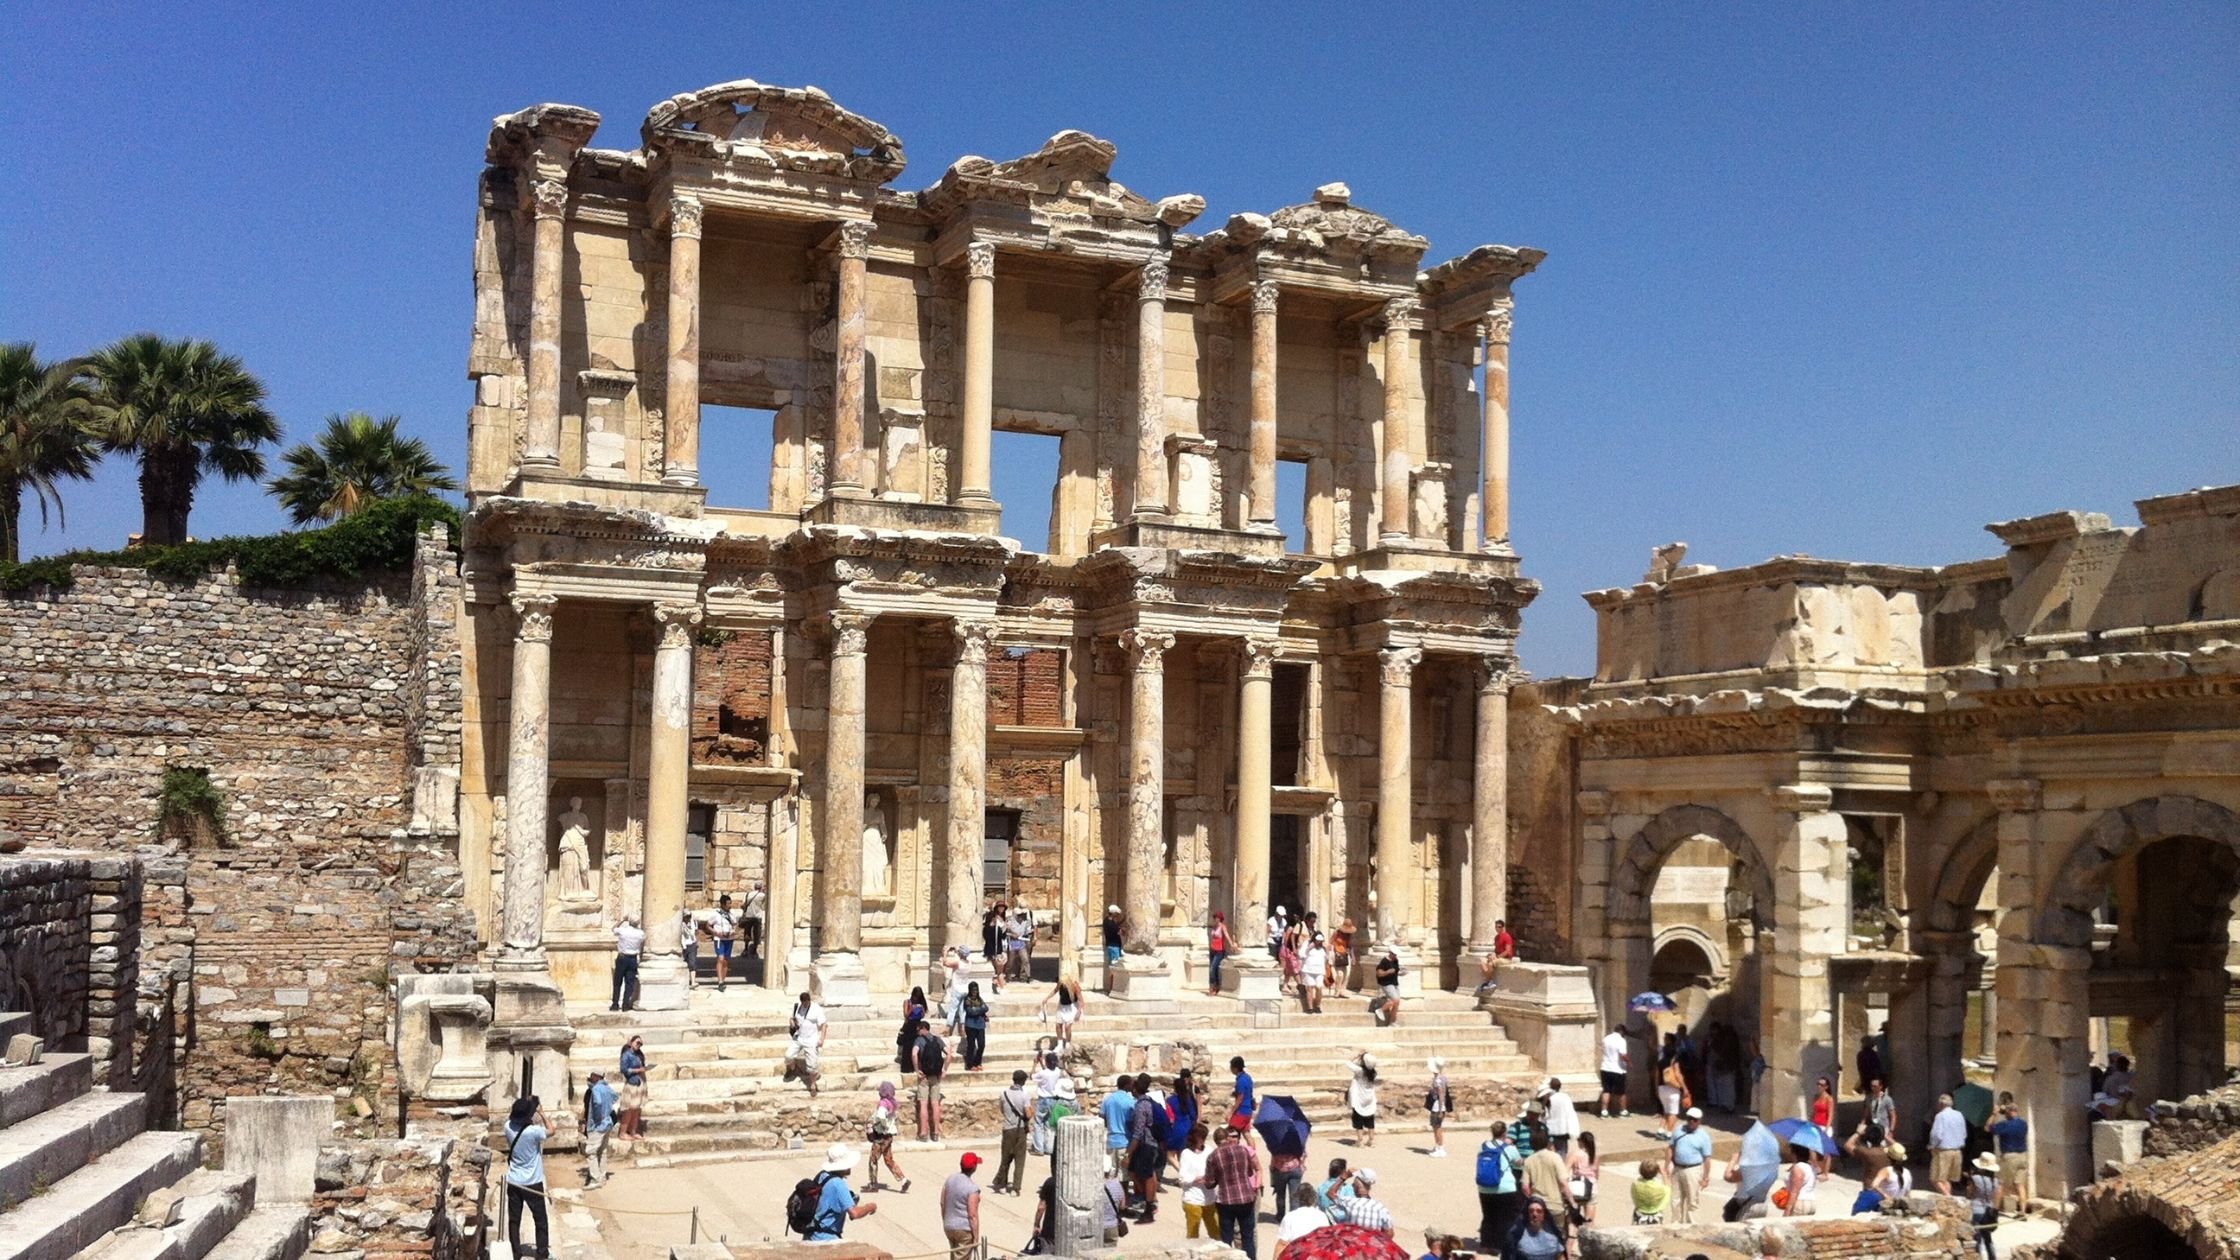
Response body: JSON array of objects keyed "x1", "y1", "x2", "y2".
[
  {"x1": 1766, "y1": 1117, "x2": 1840, "y2": 1157},
  {"x1": 1627, "y1": 991, "x2": 1678, "y2": 1013},
  {"x1": 1734, "y1": 1121, "x2": 1783, "y2": 1202},
  {"x1": 1252, "y1": 1094, "x2": 1313, "y2": 1157}
]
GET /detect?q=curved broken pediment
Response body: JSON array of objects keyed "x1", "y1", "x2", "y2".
[
  {"x1": 641, "y1": 79, "x2": 906, "y2": 182},
  {"x1": 926, "y1": 130, "x2": 1204, "y2": 228}
]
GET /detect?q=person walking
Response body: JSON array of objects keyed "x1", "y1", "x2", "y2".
[
  {"x1": 1540, "y1": 1079, "x2": 1579, "y2": 1158},
  {"x1": 681, "y1": 907, "x2": 700, "y2": 989},
  {"x1": 866, "y1": 1081, "x2": 912, "y2": 1192},
  {"x1": 1007, "y1": 905, "x2": 1033, "y2": 981},
  {"x1": 1330, "y1": 920, "x2": 1356, "y2": 996},
  {"x1": 1665, "y1": 1107, "x2": 1713, "y2": 1224},
  {"x1": 578, "y1": 1071, "x2": 617, "y2": 1189},
  {"x1": 1126, "y1": 1075, "x2": 1164, "y2": 1222},
  {"x1": 960, "y1": 981, "x2": 989, "y2": 1071},
  {"x1": 1178, "y1": 1125, "x2": 1212, "y2": 1238},
  {"x1": 1371, "y1": 951, "x2": 1403, "y2": 1025},
  {"x1": 1230, "y1": 1056, "x2": 1258, "y2": 1125},
  {"x1": 1267, "y1": 906, "x2": 1289, "y2": 960},
  {"x1": 708, "y1": 894, "x2": 737, "y2": 991},
  {"x1": 1426, "y1": 1058, "x2": 1454, "y2": 1156},
  {"x1": 941, "y1": 1152, "x2": 983, "y2": 1260},
  {"x1": 1598, "y1": 1026, "x2": 1631, "y2": 1118},
  {"x1": 983, "y1": 901, "x2": 1007, "y2": 992},
  {"x1": 1268, "y1": 1142, "x2": 1306, "y2": 1227},
  {"x1": 1520, "y1": 1140, "x2": 1575, "y2": 1232},
  {"x1": 1347, "y1": 1052, "x2": 1380, "y2": 1146},
  {"x1": 1656, "y1": 1034, "x2": 1685, "y2": 1135},
  {"x1": 1629, "y1": 1160, "x2": 1669, "y2": 1225},
  {"x1": 1809, "y1": 1075, "x2": 1837, "y2": 1175},
  {"x1": 1343, "y1": 1168, "x2": 1393, "y2": 1235},
  {"x1": 503, "y1": 1096, "x2": 551, "y2": 1260},
  {"x1": 610, "y1": 914, "x2": 644, "y2": 1011},
  {"x1": 785, "y1": 991, "x2": 827, "y2": 1095},
  {"x1": 802, "y1": 1145, "x2": 878, "y2": 1241},
  {"x1": 1566, "y1": 1131, "x2": 1600, "y2": 1224},
  {"x1": 1965, "y1": 1153, "x2": 2000, "y2": 1259},
  {"x1": 741, "y1": 882, "x2": 765, "y2": 959},
  {"x1": 1929, "y1": 1092, "x2": 1967, "y2": 1194},
  {"x1": 1476, "y1": 1121, "x2": 1526, "y2": 1251},
  {"x1": 1102, "y1": 905, "x2": 1125, "y2": 989},
  {"x1": 1864, "y1": 1077, "x2": 1898, "y2": 1142},
  {"x1": 1039, "y1": 973, "x2": 1083, "y2": 1050},
  {"x1": 1987, "y1": 1099, "x2": 2029, "y2": 1217},
  {"x1": 1030, "y1": 1052, "x2": 1075, "y2": 1156},
  {"x1": 1100, "y1": 1073, "x2": 1137, "y2": 1172},
  {"x1": 1300, "y1": 933, "x2": 1329, "y2": 1013},
  {"x1": 1206, "y1": 1122, "x2": 1263, "y2": 1258},
  {"x1": 617, "y1": 1035, "x2": 651, "y2": 1139},
  {"x1": 993, "y1": 1070, "x2": 1031, "y2": 1195},
  {"x1": 914, "y1": 1021, "x2": 950, "y2": 1141},
  {"x1": 1208, "y1": 912, "x2": 1230, "y2": 995}
]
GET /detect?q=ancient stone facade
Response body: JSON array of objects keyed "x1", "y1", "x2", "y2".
[
  {"x1": 461, "y1": 80, "x2": 1538, "y2": 1011},
  {"x1": 1520, "y1": 484, "x2": 2240, "y2": 1197}
]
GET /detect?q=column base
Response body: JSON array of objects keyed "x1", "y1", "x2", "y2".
[
  {"x1": 1108, "y1": 954, "x2": 1174, "y2": 1001},
  {"x1": 634, "y1": 955, "x2": 689, "y2": 1011},
  {"x1": 813, "y1": 952, "x2": 873, "y2": 1011},
  {"x1": 1220, "y1": 955, "x2": 1284, "y2": 1002},
  {"x1": 491, "y1": 949, "x2": 551, "y2": 976}
]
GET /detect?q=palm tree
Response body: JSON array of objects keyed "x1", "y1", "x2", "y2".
[
  {"x1": 84, "y1": 334, "x2": 278, "y2": 546},
  {"x1": 0, "y1": 343, "x2": 100, "y2": 564},
  {"x1": 268, "y1": 412, "x2": 458, "y2": 525}
]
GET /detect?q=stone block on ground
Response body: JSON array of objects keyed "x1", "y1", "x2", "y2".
[{"x1": 223, "y1": 1096, "x2": 332, "y2": 1206}]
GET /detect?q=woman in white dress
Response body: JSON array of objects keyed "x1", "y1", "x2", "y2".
[
  {"x1": 1346, "y1": 1051, "x2": 1380, "y2": 1148},
  {"x1": 1299, "y1": 934, "x2": 1329, "y2": 1014}
]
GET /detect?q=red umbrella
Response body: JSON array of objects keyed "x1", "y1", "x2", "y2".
[{"x1": 1279, "y1": 1224, "x2": 1409, "y2": 1260}]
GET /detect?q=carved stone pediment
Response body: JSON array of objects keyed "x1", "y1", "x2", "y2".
[
  {"x1": 641, "y1": 80, "x2": 906, "y2": 183},
  {"x1": 778, "y1": 525, "x2": 1015, "y2": 599},
  {"x1": 924, "y1": 130, "x2": 1205, "y2": 231}
]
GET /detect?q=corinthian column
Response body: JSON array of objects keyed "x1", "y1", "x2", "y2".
[
  {"x1": 523, "y1": 179, "x2": 568, "y2": 468},
  {"x1": 636, "y1": 602, "x2": 699, "y2": 1010},
  {"x1": 830, "y1": 220, "x2": 872, "y2": 498},
  {"x1": 662, "y1": 195, "x2": 704, "y2": 486},
  {"x1": 1379, "y1": 298, "x2": 1418, "y2": 546},
  {"x1": 1482, "y1": 305, "x2": 1513, "y2": 545},
  {"x1": 1224, "y1": 638, "x2": 1284, "y2": 999},
  {"x1": 1131, "y1": 259, "x2": 1171, "y2": 520},
  {"x1": 1466, "y1": 660, "x2": 1512, "y2": 962},
  {"x1": 944, "y1": 619, "x2": 998, "y2": 958},
  {"x1": 498, "y1": 594, "x2": 557, "y2": 969},
  {"x1": 815, "y1": 609, "x2": 873, "y2": 1006},
  {"x1": 1369, "y1": 645, "x2": 1422, "y2": 993},
  {"x1": 958, "y1": 242, "x2": 996, "y2": 508},
  {"x1": 1246, "y1": 281, "x2": 1280, "y2": 531},
  {"x1": 1112, "y1": 628, "x2": 1175, "y2": 998}
]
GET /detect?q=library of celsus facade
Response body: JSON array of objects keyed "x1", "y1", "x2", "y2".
[{"x1": 457, "y1": 81, "x2": 1539, "y2": 1013}]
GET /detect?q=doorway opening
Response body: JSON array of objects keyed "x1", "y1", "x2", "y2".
[
  {"x1": 699, "y1": 405, "x2": 777, "y2": 510},
  {"x1": 1270, "y1": 814, "x2": 1304, "y2": 923}
]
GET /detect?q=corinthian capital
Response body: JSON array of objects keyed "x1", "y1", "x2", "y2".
[
  {"x1": 1139, "y1": 258, "x2": 1170, "y2": 303},
  {"x1": 822, "y1": 609, "x2": 873, "y2": 657},
  {"x1": 652, "y1": 602, "x2": 703, "y2": 649},
  {"x1": 1250, "y1": 280, "x2": 1280, "y2": 317},
  {"x1": 1474, "y1": 657, "x2": 1522, "y2": 696},
  {"x1": 1483, "y1": 302, "x2": 1514, "y2": 348},
  {"x1": 668, "y1": 195, "x2": 704, "y2": 239},
  {"x1": 1119, "y1": 628, "x2": 1176, "y2": 672},
  {"x1": 965, "y1": 241, "x2": 996, "y2": 280},
  {"x1": 838, "y1": 220, "x2": 873, "y2": 260},
  {"x1": 1382, "y1": 297, "x2": 1420, "y2": 333},
  {"x1": 529, "y1": 178, "x2": 570, "y2": 220},
  {"x1": 1240, "y1": 636, "x2": 1281, "y2": 680},
  {"x1": 510, "y1": 593, "x2": 557, "y2": 644},
  {"x1": 1377, "y1": 645, "x2": 1423, "y2": 687},
  {"x1": 952, "y1": 617, "x2": 1000, "y2": 658}
]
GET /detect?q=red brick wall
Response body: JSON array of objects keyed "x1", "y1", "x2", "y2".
[
  {"x1": 989, "y1": 755, "x2": 1064, "y2": 909},
  {"x1": 987, "y1": 647, "x2": 1064, "y2": 727},
  {"x1": 692, "y1": 629, "x2": 774, "y2": 763}
]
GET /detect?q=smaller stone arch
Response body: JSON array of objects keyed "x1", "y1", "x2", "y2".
[
  {"x1": 2041, "y1": 795, "x2": 2240, "y2": 948},
  {"x1": 2054, "y1": 1141, "x2": 2240, "y2": 1260},
  {"x1": 1922, "y1": 814, "x2": 2000, "y2": 936},
  {"x1": 1608, "y1": 803, "x2": 1774, "y2": 930},
  {"x1": 1651, "y1": 924, "x2": 1728, "y2": 980}
]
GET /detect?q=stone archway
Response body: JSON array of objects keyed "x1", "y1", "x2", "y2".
[
  {"x1": 1911, "y1": 815, "x2": 2000, "y2": 1123},
  {"x1": 2041, "y1": 795, "x2": 2240, "y2": 948}
]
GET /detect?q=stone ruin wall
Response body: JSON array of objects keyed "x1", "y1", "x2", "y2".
[
  {"x1": 0, "y1": 539, "x2": 478, "y2": 1134},
  {"x1": 1506, "y1": 677, "x2": 1584, "y2": 959}
]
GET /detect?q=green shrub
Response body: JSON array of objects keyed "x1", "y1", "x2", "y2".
[
  {"x1": 158, "y1": 766, "x2": 225, "y2": 843},
  {"x1": 0, "y1": 494, "x2": 461, "y2": 593}
]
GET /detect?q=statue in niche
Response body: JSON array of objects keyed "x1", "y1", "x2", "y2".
[
  {"x1": 862, "y1": 792, "x2": 892, "y2": 899},
  {"x1": 556, "y1": 797, "x2": 597, "y2": 904}
]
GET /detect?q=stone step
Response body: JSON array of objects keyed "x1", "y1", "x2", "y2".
[
  {"x1": 570, "y1": 998, "x2": 1492, "y2": 1038},
  {"x1": 0, "y1": 1056, "x2": 94, "y2": 1131},
  {"x1": 200, "y1": 1207, "x2": 310, "y2": 1260},
  {"x1": 0, "y1": 1015, "x2": 31, "y2": 1046},
  {"x1": 567, "y1": 1018, "x2": 1508, "y2": 1062},
  {"x1": 0, "y1": 1131, "x2": 205, "y2": 1260},
  {"x1": 0, "y1": 1091, "x2": 149, "y2": 1210},
  {"x1": 637, "y1": 1052, "x2": 1533, "y2": 1093},
  {"x1": 70, "y1": 1169, "x2": 256, "y2": 1260}
]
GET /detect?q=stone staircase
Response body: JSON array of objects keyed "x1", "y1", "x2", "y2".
[
  {"x1": 0, "y1": 1013, "x2": 310, "y2": 1260},
  {"x1": 567, "y1": 988, "x2": 1540, "y2": 1164}
]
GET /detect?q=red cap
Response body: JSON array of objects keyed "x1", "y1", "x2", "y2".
[{"x1": 960, "y1": 1152, "x2": 982, "y2": 1171}]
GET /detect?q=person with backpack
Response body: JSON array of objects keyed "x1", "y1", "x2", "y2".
[
  {"x1": 960, "y1": 981, "x2": 990, "y2": 1071},
  {"x1": 1126, "y1": 1075, "x2": 1166, "y2": 1223},
  {"x1": 914, "y1": 1020, "x2": 950, "y2": 1141},
  {"x1": 1476, "y1": 1120, "x2": 1526, "y2": 1253},
  {"x1": 790, "y1": 1144, "x2": 877, "y2": 1241},
  {"x1": 503, "y1": 1096, "x2": 550, "y2": 1260}
]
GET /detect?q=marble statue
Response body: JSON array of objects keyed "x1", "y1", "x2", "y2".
[
  {"x1": 862, "y1": 792, "x2": 891, "y2": 898},
  {"x1": 557, "y1": 796, "x2": 596, "y2": 903}
]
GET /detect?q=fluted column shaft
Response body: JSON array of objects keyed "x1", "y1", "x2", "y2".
[
  {"x1": 662, "y1": 196, "x2": 704, "y2": 486},
  {"x1": 1132, "y1": 260, "x2": 1171, "y2": 519},
  {"x1": 1120, "y1": 629, "x2": 1174, "y2": 953},
  {"x1": 499, "y1": 595, "x2": 556, "y2": 965},
  {"x1": 830, "y1": 221, "x2": 871, "y2": 497},
  {"x1": 1467, "y1": 661, "x2": 1511, "y2": 951},
  {"x1": 1233, "y1": 639, "x2": 1278, "y2": 949},
  {"x1": 1373, "y1": 646, "x2": 1421, "y2": 948},
  {"x1": 1482, "y1": 307, "x2": 1513, "y2": 545},
  {"x1": 1247, "y1": 281, "x2": 1280, "y2": 529},
  {"x1": 1379, "y1": 299, "x2": 1418, "y2": 545},
  {"x1": 523, "y1": 181, "x2": 567, "y2": 467},
  {"x1": 818, "y1": 611, "x2": 872, "y2": 955},
  {"x1": 945, "y1": 619, "x2": 997, "y2": 954},
  {"x1": 959, "y1": 242, "x2": 996, "y2": 506}
]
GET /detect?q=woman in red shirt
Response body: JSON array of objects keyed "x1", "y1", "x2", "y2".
[
  {"x1": 1208, "y1": 913, "x2": 1230, "y2": 996},
  {"x1": 1810, "y1": 1076, "x2": 1836, "y2": 1175}
]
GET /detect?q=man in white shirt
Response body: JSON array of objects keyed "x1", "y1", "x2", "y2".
[
  {"x1": 610, "y1": 915, "x2": 645, "y2": 1011},
  {"x1": 1274, "y1": 1184, "x2": 1332, "y2": 1257},
  {"x1": 1928, "y1": 1093, "x2": 1967, "y2": 1193},
  {"x1": 708, "y1": 896, "x2": 738, "y2": 992},
  {"x1": 1540, "y1": 1078, "x2": 1581, "y2": 1157},
  {"x1": 1340, "y1": 1168, "x2": 1392, "y2": 1234},
  {"x1": 742, "y1": 883, "x2": 767, "y2": 959},
  {"x1": 1598, "y1": 1028, "x2": 1632, "y2": 1118},
  {"x1": 785, "y1": 991, "x2": 827, "y2": 1095}
]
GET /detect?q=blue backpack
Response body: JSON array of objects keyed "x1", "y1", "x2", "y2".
[{"x1": 1476, "y1": 1140, "x2": 1519, "y2": 1194}]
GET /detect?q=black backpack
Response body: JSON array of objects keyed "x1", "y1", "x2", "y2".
[
  {"x1": 787, "y1": 1172, "x2": 837, "y2": 1236},
  {"x1": 919, "y1": 1034, "x2": 948, "y2": 1077}
]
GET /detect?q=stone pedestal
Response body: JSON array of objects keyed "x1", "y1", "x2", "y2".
[
  {"x1": 223, "y1": 1097, "x2": 330, "y2": 1205},
  {"x1": 1053, "y1": 1113, "x2": 1108, "y2": 1257},
  {"x1": 395, "y1": 974, "x2": 495, "y2": 1107},
  {"x1": 1108, "y1": 953, "x2": 1174, "y2": 1002},
  {"x1": 2089, "y1": 1119, "x2": 2146, "y2": 1175},
  {"x1": 1221, "y1": 953, "x2": 1283, "y2": 1002},
  {"x1": 485, "y1": 970, "x2": 578, "y2": 1148},
  {"x1": 1481, "y1": 962, "x2": 1599, "y2": 1077},
  {"x1": 814, "y1": 951, "x2": 871, "y2": 1012}
]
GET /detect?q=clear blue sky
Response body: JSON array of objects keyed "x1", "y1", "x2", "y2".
[{"x1": 6, "y1": 2, "x2": 2235, "y2": 676}]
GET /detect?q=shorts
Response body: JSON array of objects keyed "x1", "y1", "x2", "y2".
[
  {"x1": 1350, "y1": 1110, "x2": 1375, "y2": 1130},
  {"x1": 919, "y1": 1074, "x2": 944, "y2": 1105},
  {"x1": 1658, "y1": 1084, "x2": 1681, "y2": 1116},
  {"x1": 1600, "y1": 1071, "x2": 1627, "y2": 1097},
  {"x1": 1428, "y1": 1112, "x2": 1444, "y2": 1130},
  {"x1": 1128, "y1": 1144, "x2": 1160, "y2": 1178},
  {"x1": 1931, "y1": 1149, "x2": 1963, "y2": 1183},
  {"x1": 715, "y1": 939, "x2": 734, "y2": 959},
  {"x1": 786, "y1": 1043, "x2": 820, "y2": 1074}
]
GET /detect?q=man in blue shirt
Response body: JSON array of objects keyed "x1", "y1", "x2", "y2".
[
  {"x1": 1102, "y1": 1075, "x2": 1138, "y2": 1157},
  {"x1": 1665, "y1": 1108, "x2": 1714, "y2": 1224},
  {"x1": 806, "y1": 1144, "x2": 877, "y2": 1241},
  {"x1": 1986, "y1": 1100, "x2": 2029, "y2": 1218},
  {"x1": 1230, "y1": 1057, "x2": 1257, "y2": 1124},
  {"x1": 578, "y1": 1071, "x2": 619, "y2": 1188}
]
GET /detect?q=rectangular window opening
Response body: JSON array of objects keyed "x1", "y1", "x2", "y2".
[
  {"x1": 990, "y1": 429, "x2": 1063, "y2": 554},
  {"x1": 983, "y1": 809, "x2": 1020, "y2": 893},
  {"x1": 699, "y1": 405, "x2": 778, "y2": 511},
  {"x1": 1275, "y1": 457, "x2": 1310, "y2": 554},
  {"x1": 686, "y1": 802, "x2": 715, "y2": 891},
  {"x1": 1271, "y1": 663, "x2": 1309, "y2": 787}
]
